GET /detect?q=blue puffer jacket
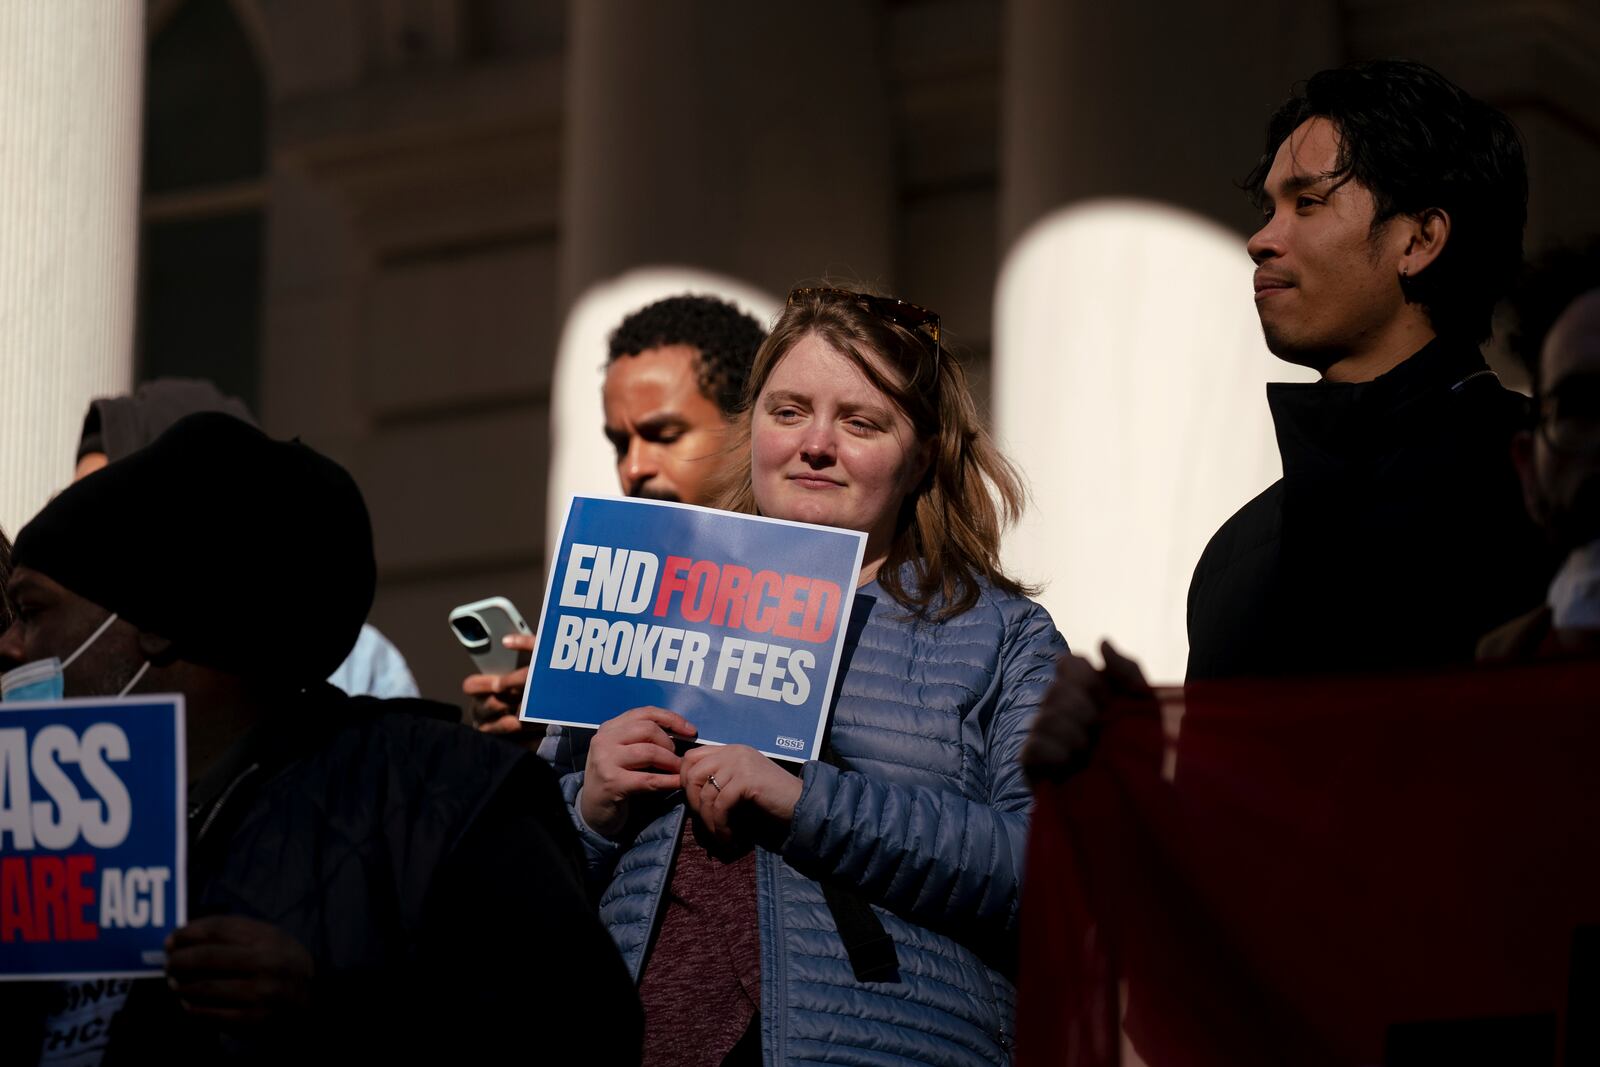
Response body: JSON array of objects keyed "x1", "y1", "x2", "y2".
[{"x1": 561, "y1": 572, "x2": 1065, "y2": 1066}]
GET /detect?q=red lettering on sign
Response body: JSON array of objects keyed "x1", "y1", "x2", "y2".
[
  {"x1": 648, "y1": 554, "x2": 842, "y2": 643},
  {"x1": 773, "y1": 575, "x2": 809, "y2": 640},
  {"x1": 746, "y1": 571, "x2": 783, "y2": 633},
  {"x1": 0, "y1": 856, "x2": 36, "y2": 942},
  {"x1": 653, "y1": 556, "x2": 692, "y2": 617},
  {"x1": 31, "y1": 855, "x2": 68, "y2": 940},
  {"x1": 710, "y1": 565, "x2": 753, "y2": 628},
  {"x1": 0, "y1": 855, "x2": 100, "y2": 943},
  {"x1": 800, "y1": 580, "x2": 842, "y2": 643},
  {"x1": 680, "y1": 560, "x2": 718, "y2": 623},
  {"x1": 65, "y1": 855, "x2": 97, "y2": 940}
]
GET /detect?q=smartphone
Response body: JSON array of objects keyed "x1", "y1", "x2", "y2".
[{"x1": 448, "y1": 596, "x2": 533, "y2": 676}]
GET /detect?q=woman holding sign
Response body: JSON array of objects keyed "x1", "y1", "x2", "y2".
[{"x1": 569, "y1": 287, "x2": 1068, "y2": 1067}]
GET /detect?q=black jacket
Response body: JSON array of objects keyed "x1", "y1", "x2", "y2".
[
  {"x1": 7, "y1": 687, "x2": 642, "y2": 1065},
  {"x1": 1186, "y1": 339, "x2": 1553, "y2": 681}
]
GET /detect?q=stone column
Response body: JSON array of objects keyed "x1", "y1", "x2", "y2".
[
  {"x1": 993, "y1": 0, "x2": 1336, "y2": 680},
  {"x1": 551, "y1": 0, "x2": 894, "y2": 548},
  {"x1": 560, "y1": 0, "x2": 893, "y2": 303},
  {"x1": 999, "y1": 0, "x2": 1340, "y2": 246},
  {"x1": 0, "y1": 2, "x2": 143, "y2": 536}
]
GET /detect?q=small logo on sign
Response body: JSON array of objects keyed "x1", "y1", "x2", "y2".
[{"x1": 774, "y1": 736, "x2": 805, "y2": 751}]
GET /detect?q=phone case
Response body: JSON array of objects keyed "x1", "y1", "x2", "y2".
[{"x1": 448, "y1": 596, "x2": 532, "y2": 676}]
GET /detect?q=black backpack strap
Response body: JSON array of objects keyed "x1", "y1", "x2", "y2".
[
  {"x1": 817, "y1": 744, "x2": 901, "y2": 984},
  {"x1": 819, "y1": 880, "x2": 900, "y2": 983}
]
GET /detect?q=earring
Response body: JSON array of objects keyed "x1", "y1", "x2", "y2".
[{"x1": 1400, "y1": 266, "x2": 1409, "y2": 278}]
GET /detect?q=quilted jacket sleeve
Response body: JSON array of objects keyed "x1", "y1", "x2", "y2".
[
  {"x1": 560, "y1": 768, "x2": 629, "y2": 896},
  {"x1": 780, "y1": 595, "x2": 1066, "y2": 945}
]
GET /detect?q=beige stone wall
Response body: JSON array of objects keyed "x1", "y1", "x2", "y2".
[
  {"x1": 256, "y1": 4, "x2": 565, "y2": 701},
  {"x1": 247, "y1": 0, "x2": 998, "y2": 703}
]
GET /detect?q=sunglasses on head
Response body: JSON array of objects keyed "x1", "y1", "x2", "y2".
[{"x1": 787, "y1": 287, "x2": 942, "y2": 347}]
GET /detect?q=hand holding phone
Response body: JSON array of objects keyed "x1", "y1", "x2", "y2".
[
  {"x1": 449, "y1": 597, "x2": 532, "y2": 676},
  {"x1": 451, "y1": 598, "x2": 537, "y2": 733},
  {"x1": 462, "y1": 637, "x2": 535, "y2": 732}
]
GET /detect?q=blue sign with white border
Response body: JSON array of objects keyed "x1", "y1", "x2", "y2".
[
  {"x1": 0, "y1": 696, "x2": 186, "y2": 980},
  {"x1": 520, "y1": 496, "x2": 865, "y2": 761}
]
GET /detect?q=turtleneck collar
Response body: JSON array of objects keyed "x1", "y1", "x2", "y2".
[{"x1": 1265, "y1": 337, "x2": 1494, "y2": 481}]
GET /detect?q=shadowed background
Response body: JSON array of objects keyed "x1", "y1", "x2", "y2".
[{"x1": 0, "y1": 0, "x2": 1595, "y2": 698}]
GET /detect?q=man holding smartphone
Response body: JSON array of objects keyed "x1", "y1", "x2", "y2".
[{"x1": 463, "y1": 295, "x2": 766, "y2": 742}]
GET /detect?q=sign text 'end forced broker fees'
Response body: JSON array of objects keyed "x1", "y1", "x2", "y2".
[{"x1": 520, "y1": 497, "x2": 865, "y2": 761}]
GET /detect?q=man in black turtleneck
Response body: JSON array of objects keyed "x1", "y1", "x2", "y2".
[{"x1": 1184, "y1": 59, "x2": 1552, "y2": 681}]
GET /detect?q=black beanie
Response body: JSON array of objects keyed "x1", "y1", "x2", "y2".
[{"x1": 16, "y1": 412, "x2": 375, "y2": 687}]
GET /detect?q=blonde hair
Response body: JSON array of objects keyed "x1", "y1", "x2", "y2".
[{"x1": 714, "y1": 288, "x2": 1034, "y2": 619}]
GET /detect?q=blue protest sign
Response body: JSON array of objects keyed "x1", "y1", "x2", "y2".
[
  {"x1": 0, "y1": 696, "x2": 186, "y2": 980},
  {"x1": 520, "y1": 497, "x2": 866, "y2": 761}
]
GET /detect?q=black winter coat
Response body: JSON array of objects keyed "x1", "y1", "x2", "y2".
[
  {"x1": 5, "y1": 687, "x2": 642, "y2": 1066},
  {"x1": 1186, "y1": 339, "x2": 1553, "y2": 681}
]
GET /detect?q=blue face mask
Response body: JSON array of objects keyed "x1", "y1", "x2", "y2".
[{"x1": 0, "y1": 613, "x2": 149, "y2": 703}]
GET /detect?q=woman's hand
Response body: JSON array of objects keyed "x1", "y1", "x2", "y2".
[
  {"x1": 680, "y1": 744, "x2": 803, "y2": 845},
  {"x1": 579, "y1": 707, "x2": 697, "y2": 839},
  {"x1": 462, "y1": 634, "x2": 536, "y2": 735}
]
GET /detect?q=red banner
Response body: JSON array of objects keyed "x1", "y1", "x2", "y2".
[{"x1": 1017, "y1": 660, "x2": 1600, "y2": 1067}]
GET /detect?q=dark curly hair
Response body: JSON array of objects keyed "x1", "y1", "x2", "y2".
[
  {"x1": 1245, "y1": 59, "x2": 1527, "y2": 345},
  {"x1": 1510, "y1": 241, "x2": 1600, "y2": 397},
  {"x1": 607, "y1": 295, "x2": 766, "y2": 417}
]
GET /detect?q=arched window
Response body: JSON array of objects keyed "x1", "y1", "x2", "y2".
[{"x1": 137, "y1": 0, "x2": 267, "y2": 410}]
